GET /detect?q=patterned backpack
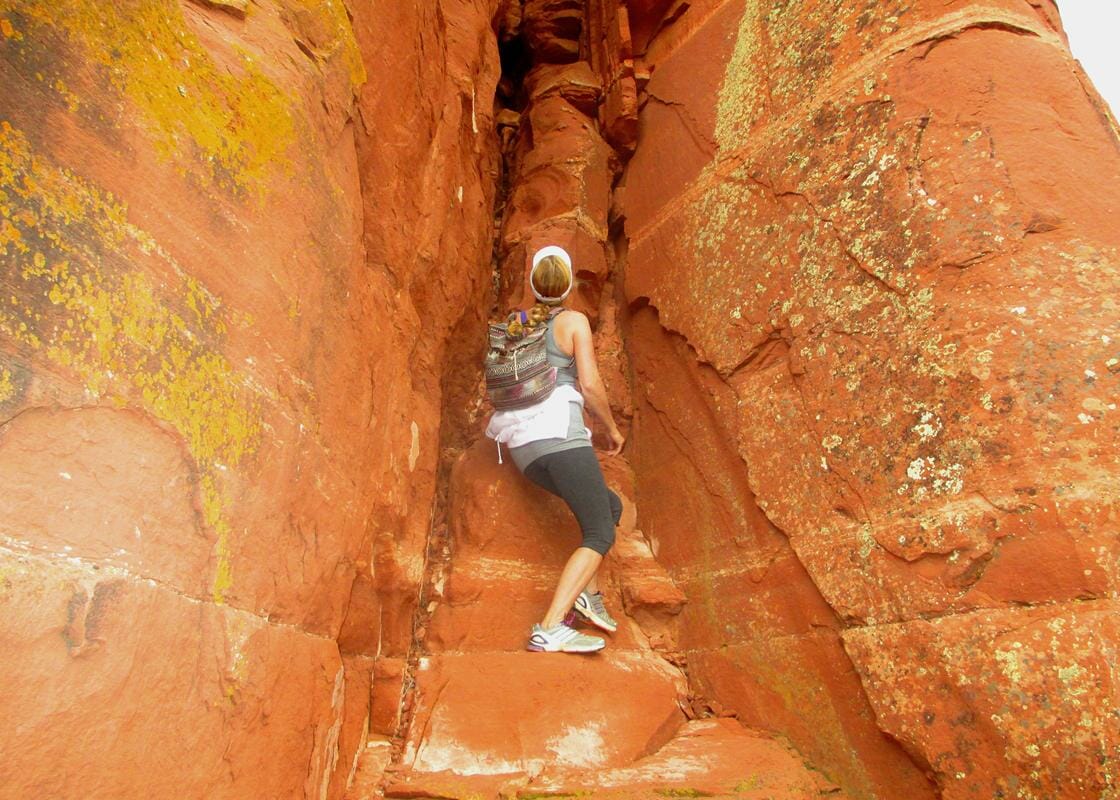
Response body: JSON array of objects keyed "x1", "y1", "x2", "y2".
[{"x1": 485, "y1": 308, "x2": 564, "y2": 410}]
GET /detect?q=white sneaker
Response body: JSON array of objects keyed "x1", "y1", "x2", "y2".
[
  {"x1": 573, "y1": 590, "x2": 618, "y2": 633},
  {"x1": 527, "y1": 622, "x2": 605, "y2": 653}
]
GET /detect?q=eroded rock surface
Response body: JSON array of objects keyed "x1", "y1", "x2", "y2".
[
  {"x1": 622, "y1": 1, "x2": 1120, "y2": 798},
  {"x1": 0, "y1": 0, "x2": 499, "y2": 796},
  {"x1": 2, "y1": 0, "x2": 1117, "y2": 798}
]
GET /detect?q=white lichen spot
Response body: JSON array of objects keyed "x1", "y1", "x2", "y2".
[
  {"x1": 730, "y1": 307, "x2": 742, "y2": 320},
  {"x1": 911, "y1": 411, "x2": 942, "y2": 442},
  {"x1": 907, "y1": 458, "x2": 929, "y2": 481},
  {"x1": 1025, "y1": 743, "x2": 1041, "y2": 758},
  {"x1": 932, "y1": 462, "x2": 965, "y2": 495},
  {"x1": 857, "y1": 524, "x2": 875, "y2": 559},
  {"x1": 1058, "y1": 664, "x2": 1086, "y2": 696},
  {"x1": 1010, "y1": 306, "x2": 1026, "y2": 315},
  {"x1": 821, "y1": 434, "x2": 843, "y2": 451},
  {"x1": 980, "y1": 393, "x2": 993, "y2": 411},
  {"x1": 59, "y1": 471, "x2": 72, "y2": 480},
  {"x1": 976, "y1": 350, "x2": 993, "y2": 364},
  {"x1": 994, "y1": 649, "x2": 1023, "y2": 684},
  {"x1": 1078, "y1": 413, "x2": 1095, "y2": 425}
]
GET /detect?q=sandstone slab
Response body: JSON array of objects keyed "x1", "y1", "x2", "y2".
[
  {"x1": 0, "y1": 547, "x2": 346, "y2": 799},
  {"x1": 843, "y1": 600, "x2": 1120, "y2": 799},
  {"x1": 396, "y1": 651, "x2": 686, "y2": 780}
]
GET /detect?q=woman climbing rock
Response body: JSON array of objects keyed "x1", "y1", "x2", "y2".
[{"x1": 485, "y1": 245, "x2": 626, "y2": 653}]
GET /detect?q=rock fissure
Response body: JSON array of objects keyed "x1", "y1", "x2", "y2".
[{"x1": 3, "y1": 1, "x2": 1119, "y2": 799}]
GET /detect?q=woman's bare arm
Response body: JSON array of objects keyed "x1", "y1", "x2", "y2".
[{"x1": 565, "y1": 312, "x2": 624, "y2": 455}]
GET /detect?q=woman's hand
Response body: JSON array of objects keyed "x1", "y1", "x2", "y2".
[{"x1": 604, "y1": 425, "x2": 625, "y2": 456}]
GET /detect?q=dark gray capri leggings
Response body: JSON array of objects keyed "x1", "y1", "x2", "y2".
[{"x1": 522, "y1": 446, "x2": 621, "y2": 555}]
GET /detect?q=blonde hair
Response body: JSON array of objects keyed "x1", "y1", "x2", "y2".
[{"x1": 530, "y1": 254, "x2": 572, "y2": 305}]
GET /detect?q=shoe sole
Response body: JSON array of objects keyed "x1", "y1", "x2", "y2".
[
  {"x1": 574, "y1": 604, "x2": 618, "y2": 634},
  {"x1": 526, "y1": 641, "x2": 605, "y2": 653}
]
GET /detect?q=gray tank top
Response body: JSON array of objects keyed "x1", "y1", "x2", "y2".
[{"x1": 509, "y1": 312, "x2": 591, "y2": 470}]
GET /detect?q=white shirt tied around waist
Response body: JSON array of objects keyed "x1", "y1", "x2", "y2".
[{"x1": 485, "y1": 384, "x2": 584, "y2": 462}]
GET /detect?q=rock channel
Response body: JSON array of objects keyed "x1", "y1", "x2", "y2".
[{"x1": 0, "y1": 1, "x2": 1117, "y2": 799}]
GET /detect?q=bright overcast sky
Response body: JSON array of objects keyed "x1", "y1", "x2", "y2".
[{"x1": 1058, "y1": 0, "x2": 1120, "y2": 117}]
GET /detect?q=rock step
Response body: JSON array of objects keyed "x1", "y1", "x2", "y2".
[
  {"x1": 382, "y1": 718, "x2": 846, "y2": 799},
  {"x1": 344, "y1": 739, "x2": 393, "y2": 800},
  {"x1": 395, "y1": 651, "x2": 688, "y2": 777}
]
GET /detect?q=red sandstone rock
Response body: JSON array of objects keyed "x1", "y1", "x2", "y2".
[
  {"x1": 0, "y1": 549, "x2": 345, "y2": 798},
  {"x1": 587, "y1": 0, "x2": 640, "y2": 153},
  {"x1": 527, "y1": 62, "x2": 602, "y2": 116},
  {"x1": 370, "y1": 657, "x2": 407, "y2": 738},
  {"x1": 5, "y1": 1, "x2": 1117, "y2": 798},
  {"x1": 0, "y1": 0, "x2": 501, "y2": 796},
  {"x1": 621, "y1": 1, "x2": 1120, "y2": 797},
  {"x1": 523, "y1": 0, "x2": 585, "y2": 63},
  {"x1": 393, "y1": 651, "x2": 685, "y2": 781},
  {"x1": 530, "y1": 718, "x2": 848, "y2": 798},
  {"x1": 843, "y1": 602, "x2": 1120, "y2": 799}
]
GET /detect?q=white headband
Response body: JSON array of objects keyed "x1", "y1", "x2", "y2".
[{"x1": 530, "y1": 246, "x2": 573, "y2": 303}]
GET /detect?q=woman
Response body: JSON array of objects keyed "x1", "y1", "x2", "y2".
[{"x1": 486, "y1": 246, "x2": 626, "y2": 654}]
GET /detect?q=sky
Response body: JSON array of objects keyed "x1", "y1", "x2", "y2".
[{"x1": 1058, "y1": 0, "x2": 1120, "y2": 117}]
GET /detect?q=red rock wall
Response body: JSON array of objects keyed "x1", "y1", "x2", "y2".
[
  {"x1": 4, "y1": 0, "x2": 1119, "y2": 797},
  {"x1": 0, "y1": 1, "x2": 500, "y2": 797},
  {"x1": 620, "y1": 1, "x2": 1120, "y2": 798}
]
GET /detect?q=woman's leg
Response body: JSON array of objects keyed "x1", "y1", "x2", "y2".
[
  {"x1": 524, "y1": 447, "x2": 618, "y2": 627},
  {"x1": 583, "y1": 489, "x2": 622, "y2": 595},
  {"x1": 542, "y1": 547, "x2": 601, "y2": 628}
]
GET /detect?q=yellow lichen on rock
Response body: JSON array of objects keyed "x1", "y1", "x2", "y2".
[
  {"x1": 293, "y1": 0, "x2": 367, "y2": 90},
  {"x1": 0, "y1": 367, "x2": 14, "y2": 404},
  {"x1": 0, "y1": 120, "x2": 261, "y2": 602},
  {"x1": 6, "y1": 0, "x2": 295, "y2": 195}
]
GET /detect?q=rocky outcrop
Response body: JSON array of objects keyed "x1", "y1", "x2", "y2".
[
  {"x1": 2, "y1": 0, "x2": 1118, "y2": 798},
  {"x1": 622, "y1": 1, "x2": 1120, "y2": 798},
  {"x1": 0, "y1": 0, "x2": 499, "y2": 796}
]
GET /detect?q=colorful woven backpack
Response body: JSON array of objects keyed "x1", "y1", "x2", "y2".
[{"x1": 485, "y1": 308, "x2": 564, "y2": 410}]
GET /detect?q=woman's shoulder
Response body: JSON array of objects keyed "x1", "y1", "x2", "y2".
[{"x1": 554, "y1": 308, "x2": 589, "y2": 328}]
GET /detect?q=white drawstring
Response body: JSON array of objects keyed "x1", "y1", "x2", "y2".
[{"x1": 496, "y1": 440, "x2": 503, "y2": 464}]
